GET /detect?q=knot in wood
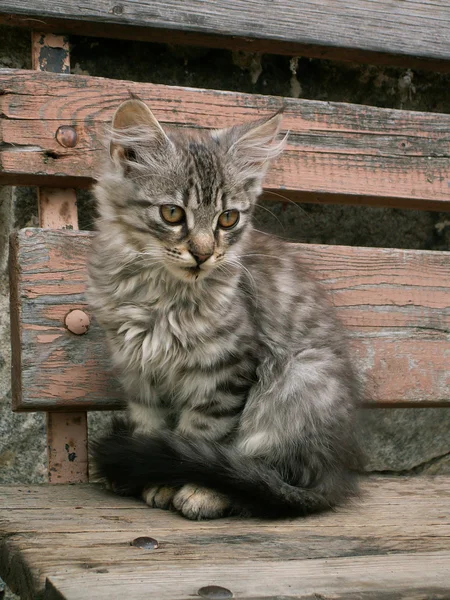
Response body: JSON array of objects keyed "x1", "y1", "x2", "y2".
[
  {"x1": 65, "y1": 310, "x2": 90, "y2": 335},
  {"x1": 198, "y1": 586, "x2": 233, "y2": 599},
  {"x1": 56, "y1": 125, "x2": 78, "y2": 148}
]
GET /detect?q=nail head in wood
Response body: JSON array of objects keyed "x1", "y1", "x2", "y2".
[
  {"x1": 65, "y1": 310, "x2": 90, "y2": 335},
  {"x1": 56, "y1": 125, "x2": 78, "y2": 148},
  {"x1": 198, "y1": 586, "x2": 233, "y2": 599},
  {"x1": 131, "y1": 537, "x2": 159, "y2": 549}
]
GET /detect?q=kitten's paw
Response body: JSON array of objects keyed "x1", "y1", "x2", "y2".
[
  {"x1": 143, "y1": 486, "x2": 178, "y2": 510},
  {"x1": 173, "y1": 484, "x2": 230, "y2": 520}
]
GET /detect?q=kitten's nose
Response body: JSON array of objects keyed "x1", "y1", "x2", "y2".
[{"x1": 192, "y1": 252, "x2": 212, "y2": 265}]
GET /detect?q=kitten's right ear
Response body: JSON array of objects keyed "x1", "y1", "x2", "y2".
[{"x1": 109, "y1": 99, "x2": 171, "y2": 168}]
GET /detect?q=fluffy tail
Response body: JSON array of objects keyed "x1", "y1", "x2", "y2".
[{"x1": 91, "y1": 417, "x2": 358, "y2": 518}]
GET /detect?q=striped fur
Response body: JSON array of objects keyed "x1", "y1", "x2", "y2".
[{"x1": 89, "y1": 100, "x2": 363, "y2": 519}]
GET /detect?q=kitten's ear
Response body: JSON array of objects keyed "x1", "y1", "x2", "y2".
[
  {"x1": 109, "y1": 99, "x2": 172, "y2": 169},
  {"x1": 214, "y1": 111, "x2": 285, "y2": 194}
]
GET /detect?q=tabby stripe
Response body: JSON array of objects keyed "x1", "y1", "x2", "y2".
[
  {"x1": 203, "y1": 400, "x2": 245, "y2": 419},
  {"x1": 216, "y1": 380, "x2": 251, "y2": 396}
]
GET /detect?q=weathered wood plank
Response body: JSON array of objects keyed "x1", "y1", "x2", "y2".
[
  {"x1": 9, "y1": 229, "x2": 123, "y2": 411},
  {"x1": 1, "y1": 1, "x2": 450, "y2": 71},
  {"x1": 9, "y1": 228, "x2": 450, "y2": 410},
  {"x1": 1, "y1": 69, "x2": 450, "y2": 211},
  {"x1": 43, "y1": 554, "x2": 450, "y2": 600},
  {"x1": 0, "y1": 478, "x2": 448, "y2": 599}
]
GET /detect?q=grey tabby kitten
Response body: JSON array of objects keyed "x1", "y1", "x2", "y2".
[{"x1": 90, "y1": 98, "x2": 362, "y2": 520}]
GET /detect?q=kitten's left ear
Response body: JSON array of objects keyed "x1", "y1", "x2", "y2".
[{"x1": 213, "y1": 110, "x2": 286, "y2": 194}]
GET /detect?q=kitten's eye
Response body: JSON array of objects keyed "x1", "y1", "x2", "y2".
[
  {"x1": 160, "y1": 205, "x2": 186, "y2": 225},
  {"x1": 218, "y1": 209, "x2": 240, "y2": 229}
]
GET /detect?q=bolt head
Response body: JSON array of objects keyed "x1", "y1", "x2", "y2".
[
  {"x1": 198, "y1": 586, "x2": 233, "y2": 599},
  {"x1": 131, "y1": 536, "x2": 159, "y2": 549},
  {"x1": 65, "y1": 309, "x2": 90, "y2": 335},
  {"x1": 56, "y1": 125, "x2": 78, "y2": 148}
]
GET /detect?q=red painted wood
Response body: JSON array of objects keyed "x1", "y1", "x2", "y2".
[
  {"x1": 31, "y1": 32, "x2": 88, "y2": 484},
  {"x1": 1, "y1": 70, "x2": 450, "y2": 210},
  {"x1": 9, "y1": 229, "x2": 450, "y2": 409}
]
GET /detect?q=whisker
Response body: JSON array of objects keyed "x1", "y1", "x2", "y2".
[
  {"x1": 254, "y1": 202, "x2": 286, "y2": 230},
  {"x1": 224, "y1": 257, "x2": 259, "y2": 310},
  {"x1": 263, "y1": 190, "x2": 309, "y2": 218}
]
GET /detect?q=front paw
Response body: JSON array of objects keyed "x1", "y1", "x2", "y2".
[
  {"x1": 143, "y1": 486, "x2": 178, "y2": 510},
  {"x1": 173, "y1": 484, "x2": 230, "y2": 520}
]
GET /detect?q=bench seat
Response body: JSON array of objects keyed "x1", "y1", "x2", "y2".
[{"x1": 1, "y1": 476, "x2": 449, "y2": 599}]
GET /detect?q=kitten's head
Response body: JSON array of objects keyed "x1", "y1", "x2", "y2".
[{"x1": 95, "y1": 98, "x2": 285, "y2": 282}]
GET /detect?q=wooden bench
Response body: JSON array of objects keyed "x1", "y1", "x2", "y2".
[{"x1": 1, "y1": 2, "x2": 450, "y2": 598}]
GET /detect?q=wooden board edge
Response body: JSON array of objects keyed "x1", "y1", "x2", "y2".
[
  {"x1": 1, "y1": 14, "x2": 450, "y2": 73},
  {"x1": 8, "y1": 232, "x2": 23, "y2": 412},
  {"x1": 0, "y1": 535, "x2": 40, "y2": 600},
  {"x1": 14, "y1": 399, "x2": 126, "y2": 413}
]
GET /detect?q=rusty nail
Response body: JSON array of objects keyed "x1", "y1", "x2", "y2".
[
  {"x1": 198, "y1": 586, "x2": 233, "y2": 599},
  {"x1": 56, "y1": 125, "x2": 77, "y2": 148},
  {"x1": 65, "y1": 309, "x2": 90, "y2": 335},
  {"x1": 131, "y1": 536, "x2": 159, "y2": 549}
]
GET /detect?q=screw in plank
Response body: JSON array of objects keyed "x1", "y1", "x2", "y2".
[
  {"x1": 55, "y1": 125, "x2": 78, "y2": 148},
  {"x1": 131, "y1": 536, "x2": 159, "y2": 549},
  {"x1": 198, "y1": 586, "x2": 233, "y2": 599},
  {"x1": 65, "y1": 310, "x2": 90, "y2": 335}
]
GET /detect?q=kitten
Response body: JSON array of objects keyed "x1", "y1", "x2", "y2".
[{"x1": 89, "y1": 98, "x2": 362, "y2": 520}]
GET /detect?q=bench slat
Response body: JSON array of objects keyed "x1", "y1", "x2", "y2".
[
  {"x1": 0, "y1": 479, "x2": 449, "y2": 599},
  {"x1": 1, "y1": 1, "x2": 450, "y2": 71},
  {"x1": 1, "y1": 69, "x2": 450, "y2": 211},
  {"x1": 10, "y1": 228, "x2": 450, "y2": 410}
]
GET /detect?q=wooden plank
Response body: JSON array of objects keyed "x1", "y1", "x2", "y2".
[
  {"x1": 30, "y1": 31, "x2": 89, "y2": 484},
  {"x1": 9, "y1": 228, "x2": 450, "y2": 410},
  {"x1": 0, "y1": 476, "x2": 445, "y2": 516},
  {"x1": 9, "y1": 229, "x2": 122, "y2": 411},
  {"x1": 1, "y1": 1, "x2": 450, "y2": 71},
  {"x1": 43, "y1": 554, "x2": 450, "y2": 600},
  {"x1": 1, "y1": 70, "x2": 450, "y2": 211},
  {"x1": 0, "y1": 478, "x2": 448, "y2": 599}
]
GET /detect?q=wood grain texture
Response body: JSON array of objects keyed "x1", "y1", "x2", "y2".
[
  {"x1": 31, "y1": 31, "x2": 89, "y2": 485},
  {"x1": 0, "y1": 478, "x2": 449, "y2": 599},
  {"x1": 2, "y1": 69, "x2": 450, "y2": 211},
  {"x1": 1, "y1": 1, "x2": 450, "y2": 71},
  {"x1": 9, "y1": 228, "x2": 450, "y2": 410},
  {"x1": 9, "y1": 229, "x2": 123, "y2": 411},
  {"x1": 43, "y1": 555, "x2": 450, "y2": 600}
]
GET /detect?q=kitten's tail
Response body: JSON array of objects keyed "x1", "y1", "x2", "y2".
[{"x1": 92, "y1": 417, "x2": 358, "y2": 518}]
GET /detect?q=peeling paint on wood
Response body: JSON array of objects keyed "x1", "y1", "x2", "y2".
[
  {"x1": 1, "y1": 70, "x2": 450, "y2": 210},
  {"x1": 47, "y1": 412, "x2": 88, "y2": 483},
  {"x1": 31, "y1": 33, "x2": 70, "y2": 74},
  {"x1": 30, "y1": 32, "x2": 88, "y2": 485},
  {"x1": 9, "y1": 228, "x2": 450, "y2": 410}
]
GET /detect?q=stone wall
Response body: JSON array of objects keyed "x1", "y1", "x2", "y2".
[{"x1": 1, "y1": 25, "x2": 450, "y2": 488}]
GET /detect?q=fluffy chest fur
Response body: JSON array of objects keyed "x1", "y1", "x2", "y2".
[{"x1": 89, "y1": 240, "x2": 258, "y2": 420}]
